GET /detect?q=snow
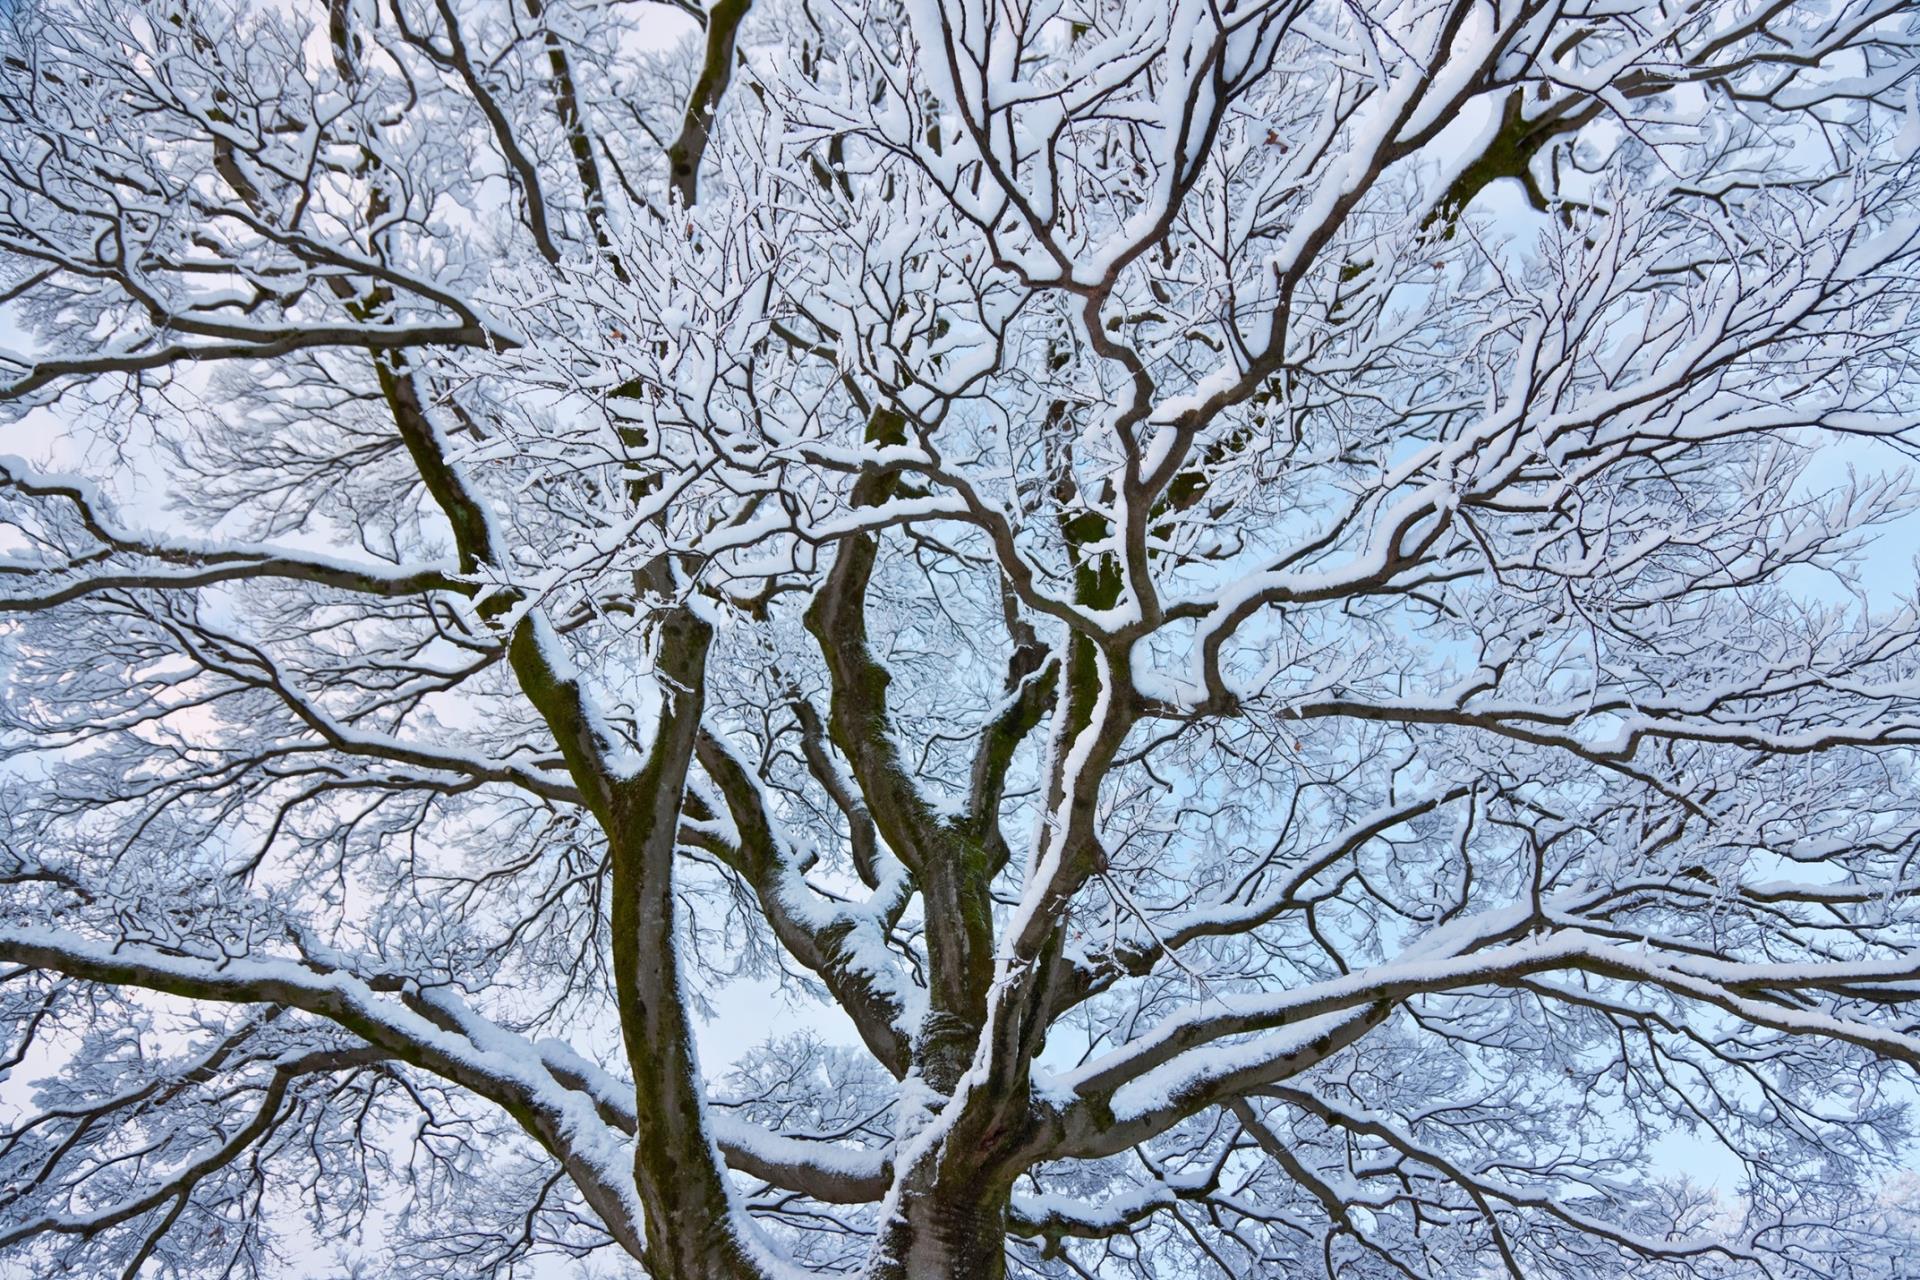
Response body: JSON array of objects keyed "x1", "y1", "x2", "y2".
[{"x1": 8, "y1": 0, "x2": 1920, "y2": 1272}]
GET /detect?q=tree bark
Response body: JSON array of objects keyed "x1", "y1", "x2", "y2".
[
  {"x1": 604, "y1": 605, "x2": 769, "y2": 1280},
  {"x1": 871, "y1": 1157, "x2": 1015, "y2": 1280}
]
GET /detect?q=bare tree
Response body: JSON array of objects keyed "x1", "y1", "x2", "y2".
[{"x1": 1, "y1": 0, "x2": 1919, "y2": 1275}]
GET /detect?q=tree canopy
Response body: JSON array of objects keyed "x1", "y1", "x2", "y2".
[{"x1": 2, "y1": 0, "x2": 1920, "y2": 1276}]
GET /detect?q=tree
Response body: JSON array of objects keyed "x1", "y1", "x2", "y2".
[{"x1": 1, "y1": 0, "x2": 1919, "y2": 1273}]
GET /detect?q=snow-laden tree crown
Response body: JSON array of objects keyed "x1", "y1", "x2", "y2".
[{"x1": 2, "y1": 0, "x2": 1919, "y2": 1275}]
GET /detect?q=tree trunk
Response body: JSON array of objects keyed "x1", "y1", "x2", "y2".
[
  {"x1": 870, "y1": 1163, "x2": 1013, "y2": 1280},
  {"x1": 603, "y1": 607, "x2": 765, "y2": 1280}
]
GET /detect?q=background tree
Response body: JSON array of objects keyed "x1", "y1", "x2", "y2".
[{"x1": 2, "y1": 0, "x2": 1920, "y2": 1276}]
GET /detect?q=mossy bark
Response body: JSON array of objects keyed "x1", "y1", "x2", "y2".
[
  {"x1": 871, "y1": 1172, "x2": 1015, "y2": 1280},
  {"x1": 601, "y1": 608, "x2": 762, "y2": 1280}
]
